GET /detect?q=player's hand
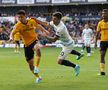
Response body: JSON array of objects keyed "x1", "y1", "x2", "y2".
[
  {"x1": 40, "y1": 32, "x2": 47, "y2": 38},
  {"x1": 45, "y1": 30, "x2": 49, "y2": 35}
]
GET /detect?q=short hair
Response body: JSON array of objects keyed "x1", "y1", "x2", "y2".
[
  {"x1": 16, "y1": 10, "x2": 26, "y2": 15},
  {"x1": 102, "y1": 9, "x2": 108, "y2": 13},
  {"x1": 53, "y1": 12, "x2": 62, "y2": 20}
]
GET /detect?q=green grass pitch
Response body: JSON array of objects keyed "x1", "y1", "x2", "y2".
[{"x1": 0, "y1": 47, "x2": 108, "y2": 90}]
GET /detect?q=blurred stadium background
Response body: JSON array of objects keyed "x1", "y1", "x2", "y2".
[
  {"x1": 0, "y1": 0, "x2": 108, "y2": 47},
  {"x1": 0, "y1": 0, "x2": 108, "y2": 90}
]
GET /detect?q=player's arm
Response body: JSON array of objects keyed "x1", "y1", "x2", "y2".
[
  {"x1": 32, "y1": 18, "x2": 50, "y2": 28},
  {"x1": 36, "y1": 24, "x2": 49, "y2": 35},
  {"x1": 46, "y1": 35, "x2": 60, "y2": 42},
  {"x1": 45, "y1": 28, "x2": 62, "y2": 42},
  {"x1": 32, "y1": 18, "x2": 49, "y2": 35},
  {"x1": 36, "y1": 19, "x2": 49, "y2": 28},
  {"x1": 9, "y1": 26, "x2": 19, "y2": 41},
  {"x1": 95, "y1": 23, "x2": 101, "y2": 48},
  {"x1": 33, "y1": 18, "x2": 55, "y2": 35}
]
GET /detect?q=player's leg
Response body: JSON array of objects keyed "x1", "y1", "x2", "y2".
[
  {"x1": 34, "y1": 43, "x2": 41, "y2": 68},
  {"x1": 34, "y1": 42, "x2": 42, "y2": 83},
  {"x1": 27, "y1": 58, "x2": 41, "y2": 82},
  {"x1": 81, "y1": 43, "x2": 85, "y2": 53},
  {"x1": 1, "y1": 40, "x2": 6, "y2": 47},
  {"x1": 24, "y1": 44, "x2": 41, "y2": 83},
  {"x1": 70, "y1": 50, "x2": 81, "y2": 56},
  {"x1": 16, "y1": 41, "x2": 20, "y2": 52},
  {"x1": 86, "y1": 46, "x2": 91, "y2": 56},
  {"x1": 33, "y1": 43, "x2": 41, "y2": 74},
  {"x1": 14, "y1": 41, "x2": 20, "y2": 53},
  {"x1": 58, "y1": 48, "x2": 80, "y2": 76},
  {"x1": 99, "y1": 41, "x2": 107, "y2": 75},
  {"x1": 70, "y1": 50, "x2": 84, "y2": 60},
  {"x1": 85, "y1": 40, "x2": 91, "y2": 56},
  {"x1": 82, "y1": 43, "x2": 85, "y2": 50},
  {"x1": 14, "y1": 41, "x2": 17, "y2": 52}
]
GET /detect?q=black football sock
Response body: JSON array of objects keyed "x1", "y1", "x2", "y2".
[
  {"x1": 61, "y1": 60, "x2": 76, "y2": 68},
  {"x1": 86, "y1": 47, "x2": 89, "y2": 53},
  {"x1": 82, "y1": 45, "x2": 85, "y2": 50},
  {"x1": 88, "y1": 47, "x2": 91, "y2": 53},
  {"x1": 70, "y1": 50, "x2": 81, "y2": 56}
]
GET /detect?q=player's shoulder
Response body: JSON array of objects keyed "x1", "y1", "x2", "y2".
[
  {"x1": 30, "y1": 17, "x2": 37, "y2": 22},
  {"x1": 60, "y1": 21, "x2": 65, "y2": 26},
  {"x1": 15, "y1": 22, "x2": 21, "y2": 26},
  {"x1": 59, "y1": 21, "x2": 66, "y2": 29},
  {"x1": 83, "y1": 29, "x2": 86, "y2": 32},
  {"x1": 98, "y1": 20, "x2": 104, "y2": 24},
  {"x1": 13, "y1": 22, "x2": 22, "y2": 29}
]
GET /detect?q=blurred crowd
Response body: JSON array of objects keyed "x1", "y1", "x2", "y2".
[{"x1": 0, "y1": 4, "x2": 104, "y2": 45}]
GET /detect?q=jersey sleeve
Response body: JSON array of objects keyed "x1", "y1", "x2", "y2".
[
  {"x1": 31, "y1": 18, "x2": 39, "y2": 27},
  {"x1": 12, "y1": 24, "x2": 20, "y2": 34}
]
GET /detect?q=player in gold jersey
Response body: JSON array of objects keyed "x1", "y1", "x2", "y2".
[
  {"x1": 14, "y1": 32, "x2": 21, "y2": 53},
  {"x1": 95, "y1": 9, "x2": 108, "y2": 76},
  {"x1": 9, "y1": 10, "x2": 49, "y2": 83}
]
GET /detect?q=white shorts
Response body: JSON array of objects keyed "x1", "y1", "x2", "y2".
[
  {"x1": 58, "y1": 44, "x2": 74, "y2": 59},
  {"x1": 84, "y1": 38, "x2": 91, "y2": 46}
]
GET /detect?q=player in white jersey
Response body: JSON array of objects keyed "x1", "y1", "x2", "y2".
[
  {"x1": 81, "y1": 24, "x2": 94, "y2": 56},
  {"x1": 38, "y1": 12, "x2": 83, "y2": 76}
]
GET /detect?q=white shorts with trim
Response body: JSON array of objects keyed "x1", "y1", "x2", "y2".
[
  {"x1": 58, "y1": 44, "x2": 74, "y2": 59},
  {"x1": 84, "y1": 38, "x2": 91, "y2": 46}
]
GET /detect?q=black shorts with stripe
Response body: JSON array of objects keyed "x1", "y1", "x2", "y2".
[
  {"x1": 100, "y1": 41, "x2": 108, "y2": 51},
  {"x1": 15, "y1": 40, "x2": 20, "y2": 46},
  {"x1": 24, "y1": 40, "x2": 38, "y2": 61}
]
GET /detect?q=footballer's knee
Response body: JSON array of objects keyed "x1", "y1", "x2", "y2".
[{"x1": 57, "y1": 59, "x2": 63, "y2": 65}]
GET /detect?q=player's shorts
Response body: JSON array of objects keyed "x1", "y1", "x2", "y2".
[
  {"x1": 15, "y1": 40, "x2": 20, "y2": 45},
  {"x1": 84, "y1": 38, "x2": 91, "y2": 46},
  {"x1": 100, "y1": 41, "x2": 108, "y2": 51},
  {"x1": 24, "y1": 40, "x2": 38, "y2": 61},
  {"x1": 58, "y1": 43, "x2": 74, "y2": 60}
]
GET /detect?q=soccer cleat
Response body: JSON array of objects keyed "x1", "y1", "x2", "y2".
[
  {"x1": 87, "y1": 53, "x2": 91, "y2": 57},
  {"x1": 34, "y1": 67, "x2": 39, "y2": 74},
  {"x1": 76, "y1": 54, "x2": 84, "y2": 60},
  {"x1": 97, "y1": 72, "x2": 106, "y2": 76},
  {"x1": 74, "y1": 65, "x2": 80, "y2": 76},
  {"x1": 91, "y1": 51, "x2": 94, "y2": 53},
  {"x1": 36, "y1": 77, "x2": 42, "y2": 83}
]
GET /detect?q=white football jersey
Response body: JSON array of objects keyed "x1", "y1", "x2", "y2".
[
  {"x1": 82, "y1": 28, "x2": 93, "y2": 39},
  {"x1": 50, "y1": 21, "x2": 73, "y2": 46}
]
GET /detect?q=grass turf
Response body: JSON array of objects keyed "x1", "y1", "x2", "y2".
[{"x1": 0, "y1": 47, "x2": 108, "y2": 90}]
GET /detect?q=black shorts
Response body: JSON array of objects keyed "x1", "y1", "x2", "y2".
[
  {"x1": 100, "y1": 41, "x2": 108, "y2": 51},
  {"x1": 15, "y1": 41, "x2": 20, "y2": 45},
  {"x1": 24, "y1": 40, "x2": 38, "y2": 61}
]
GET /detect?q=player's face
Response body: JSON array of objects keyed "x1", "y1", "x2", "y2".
[
  {"x1": 85, "y1": 24, "x2": 89, "y2": 29},
  {"x1": 102, "y1": 12, "x2": 108, "y2": 20},
  {"x1": 52, "y1": 16, "x2": 60, "y2": 26},
  {"x1": 17, "y1": 14, "x2": 27, "y2": 24}
]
